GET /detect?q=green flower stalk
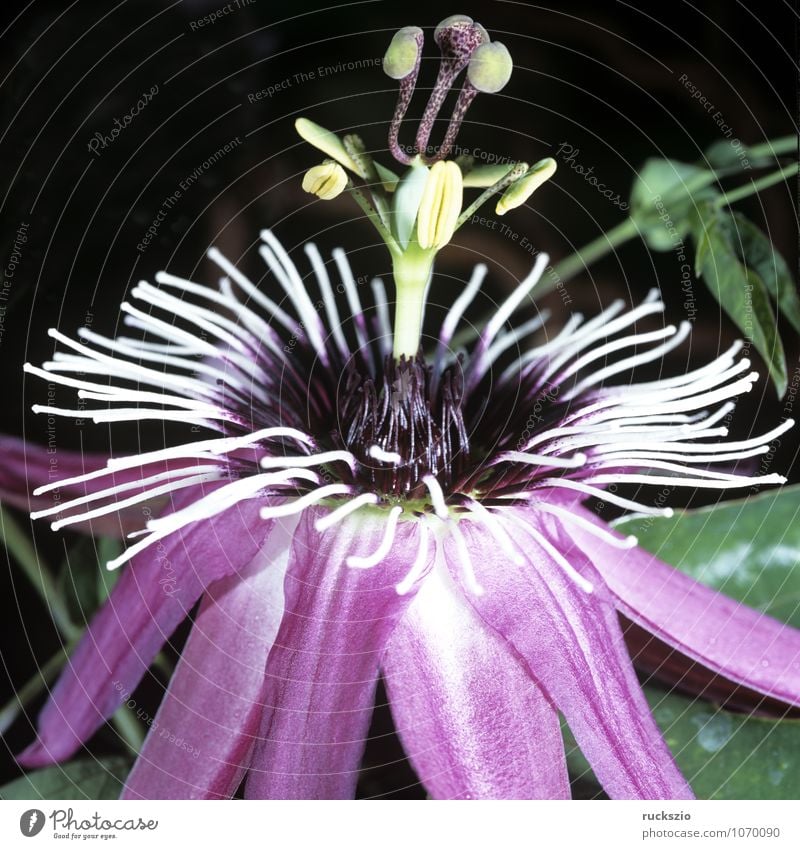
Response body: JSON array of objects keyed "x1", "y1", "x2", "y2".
[{"x1": 296, "y1": 15, "x2": 556, "y2": 359}]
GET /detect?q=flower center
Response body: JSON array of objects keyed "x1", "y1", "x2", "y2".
[{"x1": 337, "y1": 353, "x2": 470, "y2": 498}]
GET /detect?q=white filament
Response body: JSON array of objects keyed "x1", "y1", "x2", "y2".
[
  {"x1": 314, "y1": 493, "x2": 379, "y2": 532},
  {"x1": 396, "y1": 521, "x2": 432, "y2": 595},
  {"x1": 369, "y1": 445, "x2": 402, "y2": 464},
  {"x1": 449, "y1": 523, "x2": 484, "y2": 595},
  {"x1": 347, "y1": 505, "x2": 402, "y2": 568},
  {"x1": 422, "y1": 474, "x2": 449, "y2": 519}
]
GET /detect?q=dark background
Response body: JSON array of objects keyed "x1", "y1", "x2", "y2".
[{"x1": 0, "y1": 0, "x2": 797, "y2": 797}]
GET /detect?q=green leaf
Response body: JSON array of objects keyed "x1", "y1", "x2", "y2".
[
  {"x1": 605, "y1": 487, "x2": 800, "y2": 799},
  {"x1": 96, "y1": 538, "x2": 122, "y2": 603},
  {"x1": 645, "y1": 688, "x2": 800, "y2": 799},
  {"x1": 563, "y1": 687, "x2": 800, "y2": 801},
  {"x1": 729, "y1": 212, "x2": 800, "y2": 337},
  {"x1": 614, "y1": 486, "x2": 800, "y2": 628},
  {"x1": 0, "y1": 757, "x2": 130, "y2": 800},
  {"x1": 57, "y1": 537, "x2": 122, "y2": 626},
  {"x1": 692, "y1": 202, "x2": 787, "y2": 395},
  {"x1": 629, "y1": 158, "x2": 717, "y2": 250},
  {"x1": 704, "y1": 139, "x2": 754, "y2": 172}
]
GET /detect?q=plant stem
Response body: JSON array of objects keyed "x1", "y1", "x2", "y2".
[
  {"x1": 715, "y1": 162, "x2": 799, "y2": 208},
  {"x1": 392, "y1": 245, "x2": 435, "y2": 358},
  {"x1": 546, "y1": 217, "x2": 641, "y2": 292},
  {"x1": 2, "y1": 507, "x2": 148, "y2": 754},
  {"x1": 0, "y1": 641, "x2": 75, "y2": 735},
  {"x1": 1, "y1": 505, "x2": 82, "y2": 642},
  {"x1": 748, "y1": 135, "x2": 797, "y2": 160},
  {"x1": 111, "y1": 704, "x2": 145, "y2": 754},
  {"x1": 347, "y1": 181, "x2": 400, "y2": 254}
]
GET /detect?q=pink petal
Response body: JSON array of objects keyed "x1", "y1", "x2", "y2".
[
  {"x1": 444, "y1": 510, "x2": 693, "y2": 800},
  {"x1": 122, "y1": 518, "x2": 296, "y2": 799},
  {"x1": 562, "y1": 503, "x2": 800, "y2": 708},
  {"x1": 383, "y1": 556, "x2": 570, "y2": 799},
  {"x1": 0, "y1": 434, "x2": 200, "y2": 536},
  {"x1": 18, "y1": 497, "x2": 273, "y2": 767},
  {"x1": 244, "y1": 507, "x2": 421, "y2": 800}
]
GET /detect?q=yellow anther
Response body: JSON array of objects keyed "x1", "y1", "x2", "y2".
[
  {"x1": 302, "y1": 162, "x2": 348, "y2": 200},
  {"x1": 416, "y1": 161, "x2": 463, "y2": 250},
  {"x1": 496, "y1": 158, "x2": 557, "y2": 215}
]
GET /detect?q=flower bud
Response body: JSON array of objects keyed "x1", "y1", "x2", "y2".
[
  {"x1": 302, "y1": 162, "x2": 348, "y2": 200},
  {"x1": 416, "y1": 160, "x2": 463, "y2": 250},
  {"x1": 496, "y1": 158, "x2": 557, "y2": 215},
  {"x1": 384, "y1": 26, "x2": 423, "y2": 80},
  {"x1": 467, "y1": 42, "x2": 513, "y2": 93}
]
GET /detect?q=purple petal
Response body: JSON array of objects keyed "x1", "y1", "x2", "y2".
[
  {"x1": 444, "y1": 510, "x2": 693, "y2": 800},
  {"x1": 244, "y1": 507, "x2": 421, "y2": 800},
  {"x1": 562, "y1": 504, "x2": 800, "y2": 708},
  {"x1": 383, "y1": 557, "x2": 570, "y2": 799},
  {"x1": 121, "y1": 518, "x2": 296, "y2": 799},
  {"x1": 0, "y1": 434, "x2": 202, "y2": 536},
  {"x1": 18, "y1": 497, "x2": 273, "y2": 767}
]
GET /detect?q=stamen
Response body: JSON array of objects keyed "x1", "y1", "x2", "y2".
[
  {"x1": 49, "y1": 471, "x2": 224, "y2": 532},
  {"x1": 564, "y1": 322, "x2": 692, "y2": 398},
  {"x1": 333, "y1": 248, "x2": 372, "y2": 371},
  {"x1": 396, "y1": 520, "x2": 432, "y2": 594},
  {"x1": 304, "y1": 242, "x2": 351, "y2": 360},
  {"x1": 106, "y1": 472, "x2": 319, "y2": 570},
  {"x1": 30, "y1": 465, "x2": 223, "y2": 519},
  {"x1": 465, "y1": 499, "x2": 523, "y2": 564},
  {"x1": 31, "y1": 405, "x2": 228, "y2": 428},
  {"x1": 314, "y1": 493, "x2": 380, "y2": 532},
  {"x1": 449, "y1": 523, "x2": 484, "y2": 595},
  {"x1": 535, "y1": 501, "x2": 638, "y2": 549},
  {"x1": 45, "y1": 328, "x2": 218, "y2": 400},
  {"x1": 494, "y1": 450, "x2": 587, "y2": 469},
  {"x1": 432, "y1": 262, "x2": 486, "y2": 393},
  {"x1": 537, "y1": 477, "x2": 674, "y2": 517},
  {"x1": 369, "y1": 445, "x2": 402, "y2": 464},
  {"x1": 371, "y1": 277, "x2": 393, "y2": 359},
  {"x1": 482, "y1": 311, "x2": 550, "y2": 373},
  {"x1": 258, "y1": 484, "x2": 351, "y2": 522},
  {"x1": 467, "y1": 252, "x2": 548, "y2": 391},
  {"x1": 422, "y1": 474, "x2": 449, "y2": 518},
  {"x1": 207, "y1": 247, "x2": 300, "y2": 336},
  {"x1": 347, "y1": 505, "x2": 403, "y2": 568},
  {"x1": 586, "y1": 472, "x2": 787, "y2": 489},
  {"x1": 259, "y1": 230, "x2": 329, "y2": 362},
  {"x1": 260, "y1": 450, "x2": 356, "y2": 473},
  {"x1": 505, "y1": 512, "x2": 594, "y2": 594}
]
